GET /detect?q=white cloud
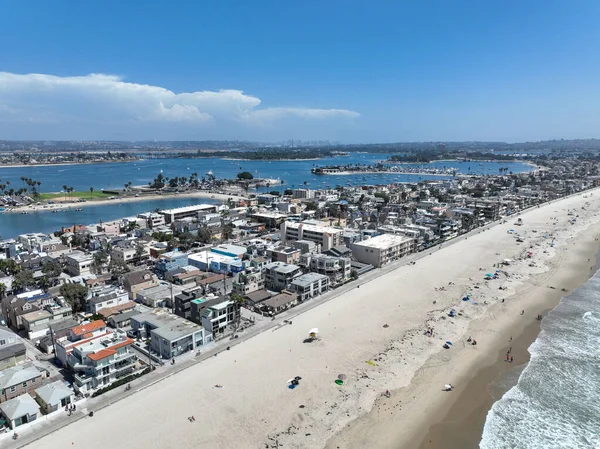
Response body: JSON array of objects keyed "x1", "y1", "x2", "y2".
[{"x1": 0, "y1": 72, "x2": 359, "y2": 139}]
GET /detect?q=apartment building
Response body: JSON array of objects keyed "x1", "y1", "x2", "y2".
[
  {"x1": 159, "y1": 204, "x2": 217, "y2": 223},
  {"x1": 155, "y1": 251, "x2": 189, "y2": 276},
  {"x1": 266, "y1": 246, "x2": 301, "y2": 264},
  {"x1": 281, "y1": 221, "x2": 343, "y2": 251},
  {"x1": 290, "y1": 273, "x2": 330, "y2": 301},
  {"x1": 232, "y1": 268, "x2": 265, "y2": 295},
  {"x1": 137, "y1": 212, "x2": 166, "y2": 229},
  {"x1": 264, "y1": 262, "x2": 302, "y2": 292},
  {"x1": 299, "y1": 253, "x2": 351, "y2": 286},
  {"x1": 65, "y1": 251, "x2": 94, "y2": 276},
  {"x1": 350, "y1": 234, "x2": 415, "y2": 268},
  {"x1": 199, "y1": 299, "x2": 241, "y2": 339}
]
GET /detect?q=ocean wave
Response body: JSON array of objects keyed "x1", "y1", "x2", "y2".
[{"x1": 480, "y1": 271, "x2": 600, "y2": 449}]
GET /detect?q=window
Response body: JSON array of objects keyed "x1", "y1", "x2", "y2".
[
  {"x1": 0, "y1": 339, "x2": 5, "y2": 345},
  {"x1": 31, "y1": 378, "x2": 36, "y2": 383},
  {"x1": 22, "y1": 382, "x2": 27, "y2": 388},
  {"x1": 10, "y1": 386, "x2": 16, "y2": 393}
]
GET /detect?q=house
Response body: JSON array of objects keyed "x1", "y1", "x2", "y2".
[
  {"x1": 300, "y1": 253, "x2": 351, "y2": 286},
  {"x1": 137, "y1": 212, "x2": 165, "y2": 229},
  {"x1": 232, "y1": 268, "x2": 265, "y2": 295},
  {"x1": 34, "y1": 380, "x2": 73, "y2": 414},
  {"x1": 210, "y1": 244, "x2": 247, "y2": 258},
  {"x1": 1, "y1": 290, "x2": 57, "y2": 331},
  {"x1": 86, "y1": 285, "x2": 130, "y2": 314},
  {"x1": 131, "y1": 309, "x2": 211, "y2": 359},
  {"x1": 110, "y1": 245, "x2": 137, "y2": 265},
  {"x1": 200, "y1": 300, "x2": 241, "y2": 339},
  {"x1": 136, "y1": 284, "x2": 174, "y2": 308},
  {"x1": 198, "y1": 273, "x2": 233, "y2": 296},
  {"x1": 0, "y1": 363, "x2": 48, "y2": 403},
  {"x1": 264, "y1": 262, "x2": 302, "y2": 292},
  {"x1": 165, "y1": 266, "x2": 201, "y2": 286},
  {"x1": 37, "y1": 319, "x2": 79, "y2": 355},
  {"x1": 290, "y1": 273, "x2": 330, "y2": 301},
  {"x1": 20, "y1": 299, "x2": 73, "y2": 341},
  {"x1": 0, "y1": 327, "x2": 27, "y2": 370},
  {"x1": 188, "y1": 296, "x2": 240, "y2": 333},
  {"x1": 266, "y1": 246, "x2": 301, "y2": 264},
  {"x1": 0, "y1": 393, "x2": 40, "y2": 429},
  {"x1": 155, "y1": 251, "x2": 189, "y2": 277},
  {"x1": 65, "y1": 251, "x2": 94, "y2": 276},
  {"x1": 259, "y1": 291, "x2": 299, "y2": 315},
  {"x1": 350, "y1": 234, "x2": 415, "y2": 268},
  {"x1": 55, "y1": 321, "x2": 136, "y2": 393},
  {"x1": 107, "y1": 310, "x2": 141, "y2": 329},
  {"x1": 159, "y1": 204, "x2": 217, "y2": 223},
  {"x1": 188, "y1": 251, "x2": 244, "y2": 275},
  {"x1": 122, "y1": 270, "x2": 159, "y2": 300},
  {"x1": 242, "y1": 289, "x2": 272, "y2": 308},
  {"x1": 95, "y1": 301, "x2": 136, "y2": 320}
]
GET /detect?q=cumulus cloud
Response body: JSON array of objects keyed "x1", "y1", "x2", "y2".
[{"x1": 0, "y1": 72, "x2": 359, "y2": 139}]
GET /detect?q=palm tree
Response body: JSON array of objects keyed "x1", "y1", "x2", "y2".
[
  {"x1": 90, "y1": 186, "x2": 94, "y2": 200},
  {"x1": 63, "y1": 185, "x2": 68, "y2": 202},
  {"x1": 0, "y1": 282, "x2": 6, "y2": 298}
]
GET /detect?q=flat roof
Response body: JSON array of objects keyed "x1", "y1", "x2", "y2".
[
  {"x1": 285, "y1": 221, "x2": 343, "y2": 234},
  {"x1": 352, "y1": 234, "x2": 413, "y2": 250},
  {"x1": 265, "y1": 262, "x2": 300, "y2": 274},
  {"x1": 291, "y1": 272, "x2": 329, "y2": 287},
  {"x1": 160, "y1": 204, "x2": 216, "y2": 215}
]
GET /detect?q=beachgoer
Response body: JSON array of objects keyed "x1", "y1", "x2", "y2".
[
  {"x1": 510, "y1": 356, "x2": 513, "y2": 363},
  {"x1": 521, "y1": 310, "x2": 525, "y2": 315}
]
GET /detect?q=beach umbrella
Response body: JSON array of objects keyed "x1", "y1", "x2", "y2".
[
  {"x1": 444, "y1": 384, "x2": 453, "y2": 390},
  {"x1": 287, "y1": 379, "x2": 295, "y2": 384},
  {"x1": 446, "y1": 341, "x2": 453, "y2": 345},
  {"x1": 485, "y1": 273, "x2": 493, "y2": 277},
  {"x1": 503, "y1": 259, "x2": 512, "y2": 263},
  {"x1": 335, "y1": 379, "x2": 344, "y2": 386},
  {"x1": 338, "y1": 374, "x2": 346, "y2": 380},
  {"x1": 295, "y1": 376, "x2": 302, "y2": 381}
]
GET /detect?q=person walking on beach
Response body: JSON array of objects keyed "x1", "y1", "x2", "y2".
[{"x1": 510, "y1": 356, "x2": 513, "y2": 363}]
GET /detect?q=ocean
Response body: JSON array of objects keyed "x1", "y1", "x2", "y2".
[{"x1": 480, "y1": 270, "x2": 600, "y2": 449}]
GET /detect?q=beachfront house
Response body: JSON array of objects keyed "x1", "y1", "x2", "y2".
[
  {"x1": 264, "y1": 262, "x2": 302, "y2": 292},
  {"x1": 0, "y1": 393, "x2": 40, "y2": 429},
  {"x1": 290, "y1": 273, "x2": 330, "y2": 301},
  {"x1": 34, "y1": 380, "x2": 73, "y2": 414},
  {"x1": 131, "y1": 309, "x2": 211, "y2": 359}
]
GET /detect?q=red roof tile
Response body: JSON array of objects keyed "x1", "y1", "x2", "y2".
[{"x1": 71, "y1": 320, "x2": 106, "y2": 336}]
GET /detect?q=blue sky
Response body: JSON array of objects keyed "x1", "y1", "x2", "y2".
[{"x1": 0, "y1": 0, "x2": 599, "y2": 142}]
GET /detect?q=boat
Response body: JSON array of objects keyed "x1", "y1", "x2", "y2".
[{"x1": 75, "y1": 208, "x2": 82, "y2": 211}]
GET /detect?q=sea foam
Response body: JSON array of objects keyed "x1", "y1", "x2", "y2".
[{"x1": 480, "y1": 272, "x2": 600, "y2": 449}]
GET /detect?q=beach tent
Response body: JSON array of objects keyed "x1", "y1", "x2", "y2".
[
  {"x1": 445, "y1": 341, "x2": 453, "y2": 345},
  {"x1": 335, "y1": 380, "x2": 344, "y2": 386},
  {"x1": 309, "y1": 328, "x2": 319, "y2": 338}
]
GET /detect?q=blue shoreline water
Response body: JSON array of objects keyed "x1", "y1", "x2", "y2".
[
  {"x1": 0, "y1": 155, "x2": 532, "y2": 239},
  {"x1": 480, "y1": 268, "x2": 600, "y2": 448}
]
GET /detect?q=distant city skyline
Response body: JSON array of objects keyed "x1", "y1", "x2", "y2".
[{"x1": 1, "y1": 1, "x2": 599, "y2": 142}]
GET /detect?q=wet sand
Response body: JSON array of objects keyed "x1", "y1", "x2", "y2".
[{"x1": 414, "y1": 234, "x2": 600, "y2": 449}]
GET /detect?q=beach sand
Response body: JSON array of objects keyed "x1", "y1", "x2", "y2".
[
  {"x1": 22, "y1": 191, "x2": 600, "y2": 449},
  {"x1": 7, "y1": 191, "x2": 245, "y2": 213}
]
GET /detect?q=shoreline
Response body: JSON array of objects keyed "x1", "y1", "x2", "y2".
[
  {"x1": 415, "y1": 237, "x2": 600, "y2": 449},
  {"x1": 326, "y1": 212, "x2": 600, "y2": 449},
  {"x1": 19, "y1": 190, "x2": 600, "y2": 449},
  {"x1": 0, "y1": 159, "x2": 138, "y2": 168},
  {"x1": 2, "y1": 191, "x2": 246, "y2": 214}
]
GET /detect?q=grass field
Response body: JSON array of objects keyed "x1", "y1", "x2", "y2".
[{"x1": 38, "y1": 190, "x2": 116, "y2": 201}]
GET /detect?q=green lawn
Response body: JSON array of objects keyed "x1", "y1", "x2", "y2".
[{"x1": 38, "y1": 190, "x2": 116, "y2": 201}]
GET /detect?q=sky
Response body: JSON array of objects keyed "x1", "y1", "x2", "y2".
[{"x1": 0, "y1": 0, "x2": 599, "y2": 143}]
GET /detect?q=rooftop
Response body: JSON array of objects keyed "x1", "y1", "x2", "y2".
[
  {"x1": 0, "y1": 393, "x2": 39, "y2": 421},
  {"x1": 35, "y1": 380, "x2": 73, "y2": 405},
  {"x1": 352, "y1": 234, "x2": 414, "y2": 249},
  {"x1": 71, "y1": 320, "x2": 106, "y2": 337},
  {"x1": 0, "y1": 363, "x2": 43, "y2": 389},
  {"x1": 291, "y1": 272, "x2": 329, "y2": 287},
  {"x1": 160, "y1": 204, "x2": 216, "y2": 215}
]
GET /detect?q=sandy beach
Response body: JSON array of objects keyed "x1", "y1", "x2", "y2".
[
  {"x1": 21, "y1": 190, "x2": 600, "y2": 449},
  {"x1": 4, "y1": 191, "x2": 246, "y2": 214}
]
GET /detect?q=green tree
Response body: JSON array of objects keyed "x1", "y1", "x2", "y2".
[
  {"x1": 42, "y1": 260, "x2": 63, "y2": 278},
  {"x1": 222, "y1": 224, "x2": 235, "y2": 241},
  {"x1": 38, "y1": 276, "x2": 51, "y2": 290},
  {"x1": 90, "y1": 186, "x2": 94, "y2": 200},
  {"x1": 92, "y1": 251, "x2": 109, "y2": 274},
  {"x1": 0, "y1": 282, "x2": 6, "y2": 297},
  {"x1": 350, "y1": 269, "x2": 358, "y2": 280},
  {"x1": 60, "y1": 283, "x2": 89, "y2": 313},
  {"x1": 108, "y1": 260, "x2": 130, "y2": 276},
  {"x1": 13, "y1": 269, "x2": 35, "y2": 291},
  {"x1": 304, "y1": 202, "x2": 318, "y2": 211},
  {"x1": 236, "y1": 171, "x2": 254, "y2": 180},
  {"x1": 197, "y1": 227, "x2": 212, "y2": 244},
  {"x1": 0, "y1": 259, "x2": 20, "y2": 275}
]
